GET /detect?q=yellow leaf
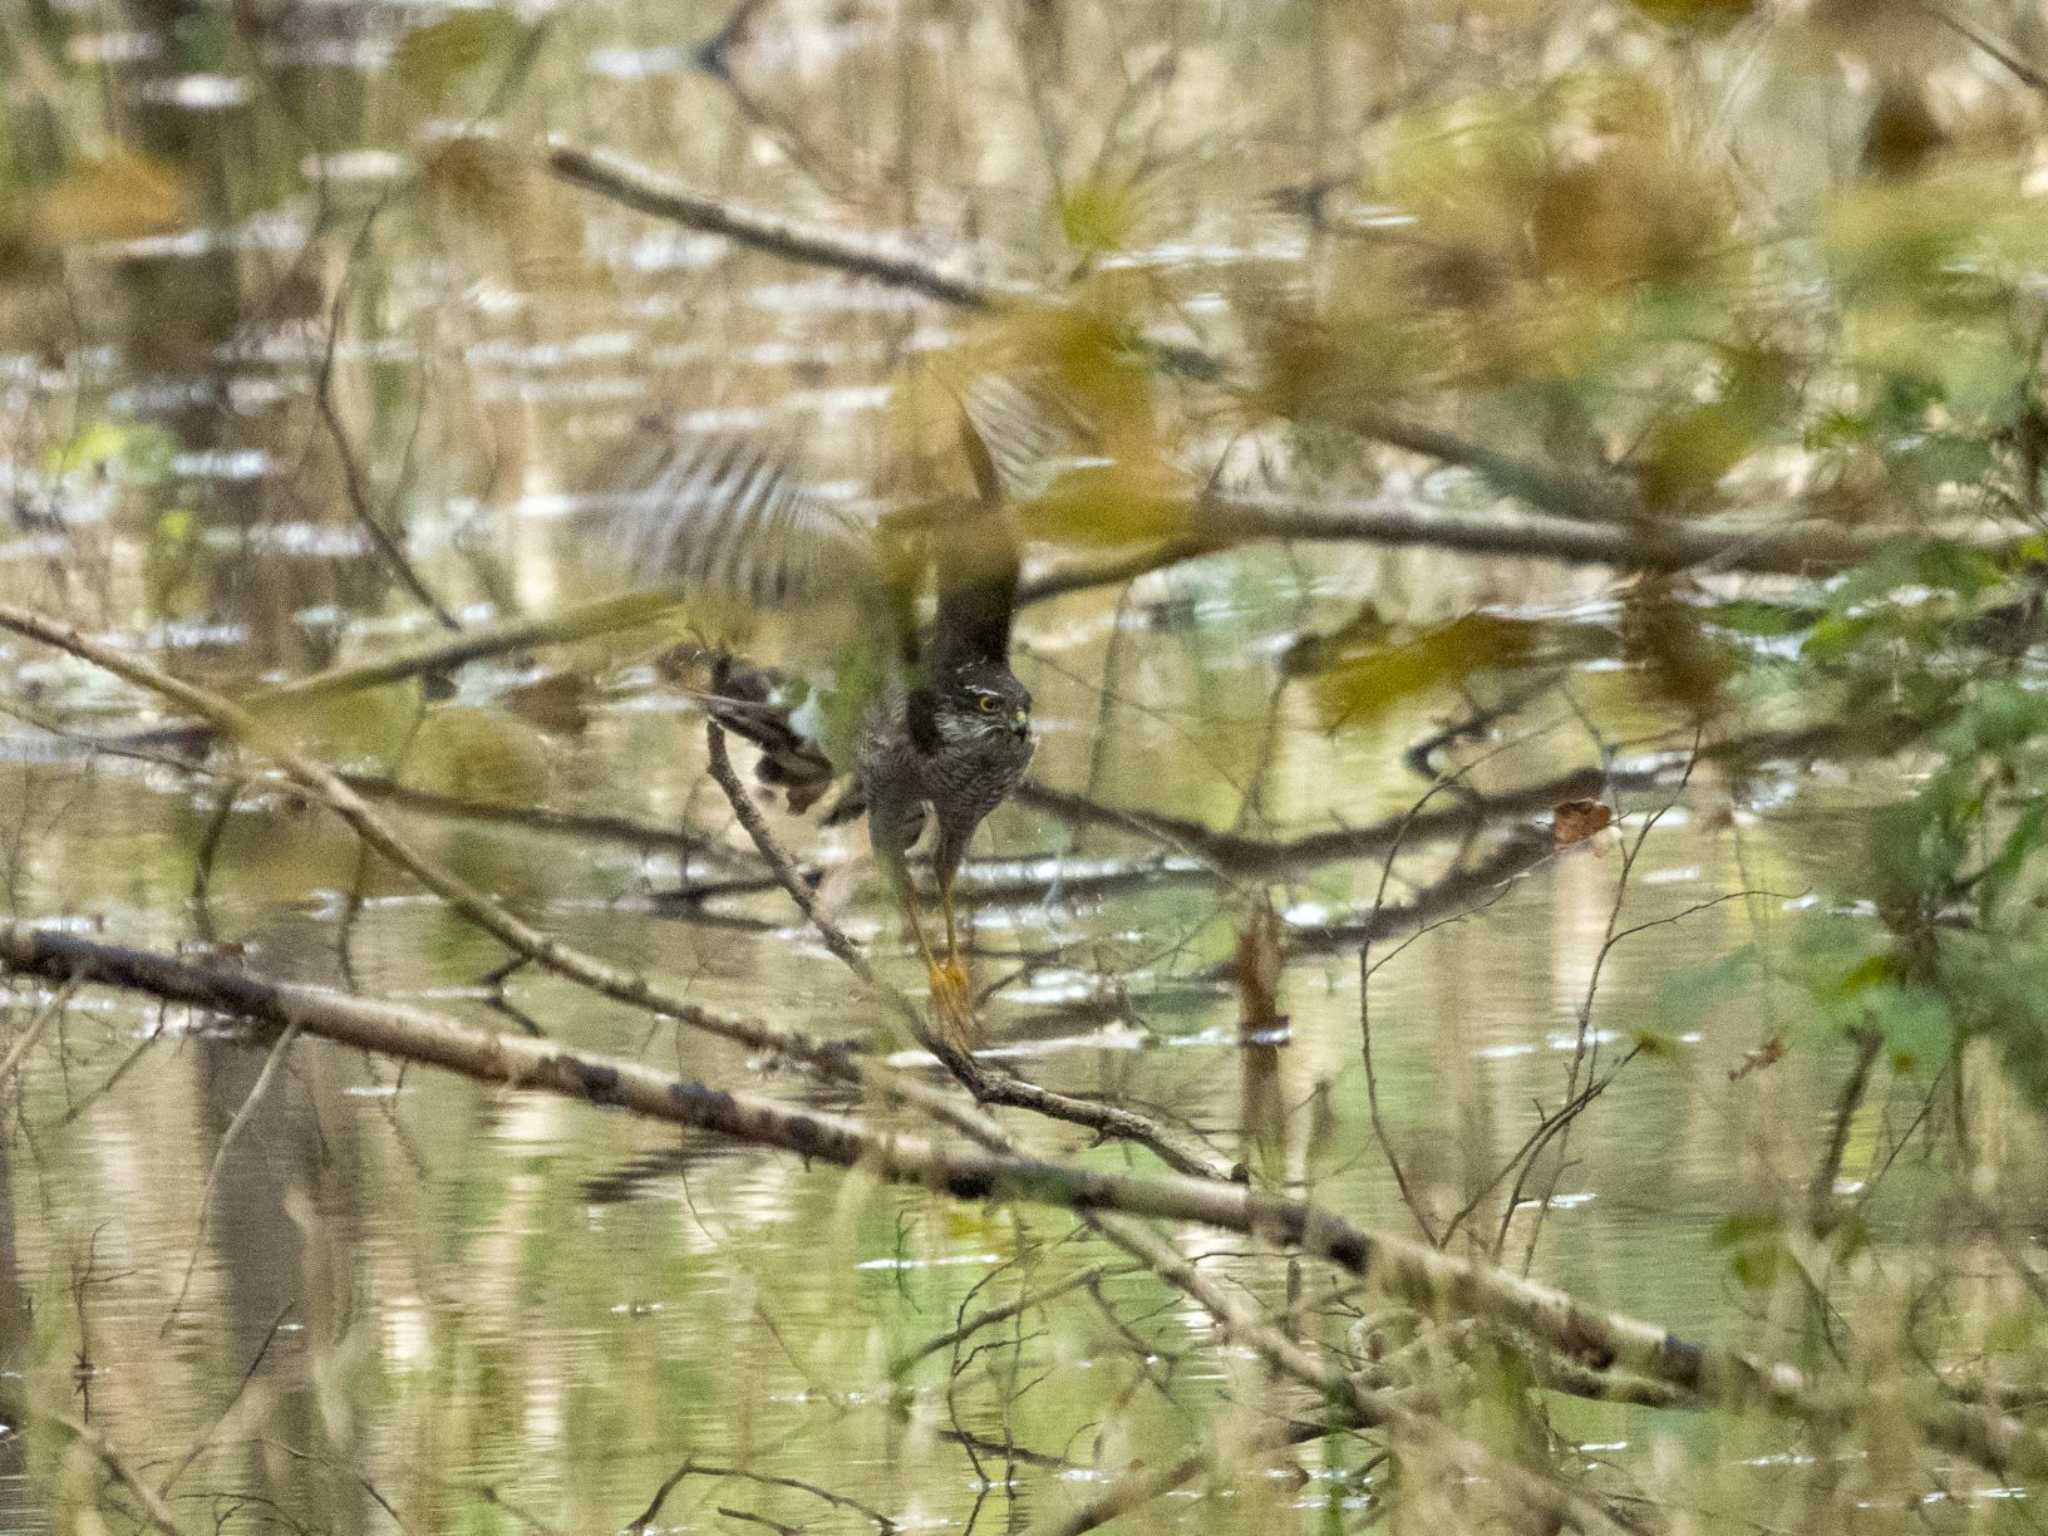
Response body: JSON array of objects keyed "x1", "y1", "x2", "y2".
[
  {"x1": 1627, "y1": 0, "x2": 1754, "y2": 30},
  {"x1": 1017, "y1": 461, "x2": 1187, "y2": 545},
  {"x1": 402, "y1": 706, "x2": 553, "y2": 806},
  {"x1": 1059, "y1": 178, "x2": 1141, "y2": 253},
  {"x1": 36, "y1": 152, "x2": 187, "y2": 247},
  {"x1": 396, "y1": 10, "x2": 526, "y2": 104},
  {"x1": 1636, "y1": 401, "x2": 1758, "y2": 510},
  {"x1": 1306, "y1": 615, "x2": 1536, "y2": 733},
  {"x1": 422, "y1": 136, "x2": 526, "y2": 230}
]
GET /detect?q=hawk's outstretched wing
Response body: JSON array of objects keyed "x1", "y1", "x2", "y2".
[
  {"x1": 604, "y1": 422, "x2": 882, "y2": 609},
  {"x1": 600, "y1": 373, "x2": 1097, "y2": 673}
]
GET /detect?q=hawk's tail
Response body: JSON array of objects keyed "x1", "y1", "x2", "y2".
[{"x1": 698, "y1": 653, "x2": 840, "y2": 816}]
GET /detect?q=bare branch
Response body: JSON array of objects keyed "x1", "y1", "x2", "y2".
[
  {"x1": 10, "y1": 921, "x2": 2044, "y2": 1483},
  {"x1": 547, "y1": 138, "x2": 1025, "y2": 310},
  {"x1": 56, "y1": 1415, "x2": 188, "y2": 1536}
]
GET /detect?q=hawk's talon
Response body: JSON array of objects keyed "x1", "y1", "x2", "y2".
[
  {"x1": 925, "y1": 954, "x2": 976, "y2": 1049},
  {"x1": 927, "y1": 956, "x2": 971, "y2": 1008}
]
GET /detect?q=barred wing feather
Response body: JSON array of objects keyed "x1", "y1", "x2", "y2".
[
  {"x1": 609, "y1": 429, "x2": 879, "y2": 609},
  {"x1": 957, "y1": 371, "x2": 1101, "y2": 503}
]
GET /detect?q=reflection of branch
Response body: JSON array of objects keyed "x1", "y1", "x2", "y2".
[
  {"x1": 161, "y1": 1020, "x2": 303, "y2": 1334},
  {"x1": 11, "y1": 920, "x2": 2048, "y2": 1484},
  {"x1": 1022, "y1": 716, "x2": 1920, "y2": 880},
  {"x1": 1022, "y1": 773, "x2": 1596, "y2": 879},
  {"x1": 1274, "y1": 830, "x2": 1548, "y2": 971},
  {"x1": 1809, "y1": 1027, "x2": 1883, "y2": 1236},
  {"x1": 547, "y1": 139, "x2": 1025, "y2": 310},
  {"x1": 158, "y1": 1302, "x2": 293, "y2": 1497},
  {"x1": 1925, "y1": 5, "x2": 2048, "y2": 95}
]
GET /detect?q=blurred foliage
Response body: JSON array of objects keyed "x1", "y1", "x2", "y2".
[{"x1": 20, "y1": 0, "x2": 2048, "y2": 1529}]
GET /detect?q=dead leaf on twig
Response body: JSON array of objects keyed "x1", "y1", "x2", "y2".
[
  {"x1": 1728, "y1": 1034, "x2": 1787, "y2": 1081},
  {"x1": 1552, "y1": 798, "x2": 1614, "y2": 851}
]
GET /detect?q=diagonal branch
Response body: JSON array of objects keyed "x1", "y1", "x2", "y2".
[
  {"x1": 8, "y1": 919, "x2": 2047, "y2": 1486},
  {"x1": 547, "y1": 138, "x2": 1026, "y2": 310},
  {"x1": 704, "y1": 717, "x2": 1233, "y2": 1178}
]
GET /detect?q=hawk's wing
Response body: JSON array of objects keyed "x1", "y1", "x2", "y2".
[
  {"x1": 603, "y1": 421, "x2": 883, "y2": 610},
  {"x1": 928, "y1": 371, "x2": 1099, "y2": 672}
]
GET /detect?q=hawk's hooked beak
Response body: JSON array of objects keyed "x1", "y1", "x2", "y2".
[{"x1": 1011, "y1": 710, "x2": 1031, "y2": 740}]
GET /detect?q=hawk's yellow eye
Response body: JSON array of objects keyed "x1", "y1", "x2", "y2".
[{"x1": 976, "y1": 695, "x2": 997, "y2": 713}]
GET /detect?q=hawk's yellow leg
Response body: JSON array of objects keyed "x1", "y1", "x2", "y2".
[{"x1": 903, "y1": 881, "x2": 972, "y2": 1041}]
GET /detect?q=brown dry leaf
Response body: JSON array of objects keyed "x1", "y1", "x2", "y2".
[
  {"x1": 422, "y1": 136, "x2": 527, "y2": 232},
  {"x1": 1623, "y1": 580, "x2": 1730, "y2": 718},
  {"x1": 1728, "y1": 1034, "x2": 1788, "y2": 1081},
  {"x1": 1552, "y1": 798, "x2": 1615, "y2": 851},
  {"x1": 501, "y1": 671, "x2": 593, "y2": 736},
  {"x1": 1528, "y1": 142, "x2": 1727, "y2": 287},
  {"x1": 37, "y1": 152, "x2": 188, "y2": 248},
  {"x1": 1234, "y1": 901, "x2": 1285, "y2": 1039},
  {"x1": 1307, "y1": 613, "x2": 1536, "y2": 734}
]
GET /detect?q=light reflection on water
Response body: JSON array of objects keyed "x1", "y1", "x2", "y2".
[{"x1": 0, "y1": 5, "x2": 1939, "y2": 1531}]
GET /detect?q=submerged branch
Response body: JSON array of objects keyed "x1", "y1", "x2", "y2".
[{"x1": 1020, "y1": 716, "x2": 1919, "y2": 880}]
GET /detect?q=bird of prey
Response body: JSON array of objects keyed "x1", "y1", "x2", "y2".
[{"x1": 608, "y1": 377, "x2": 1075, "y2": 1025}]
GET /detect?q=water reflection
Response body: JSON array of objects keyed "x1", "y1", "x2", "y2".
[{"x1": 0, "y1": 0, "x2": 1947, "y2": 1530}]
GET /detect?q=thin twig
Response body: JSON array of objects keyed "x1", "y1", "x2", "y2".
[
  {"x1": 704, "y1": 716, "x2": 1234, "y2": 1178},
  {"x1": 56, "y1": 1415, "x2": 187, "y2": 1536},
  {"x1": 158, "y1": 1302, "x2": 294, "y2": 1494},
  {"x1": 161, "y1": 1021, "x2": 304, "y2": 1334},
  {"x1": 0, "y1": 975, "x2": 77, "y2": 1090}
]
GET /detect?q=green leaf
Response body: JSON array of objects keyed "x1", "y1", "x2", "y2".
[
  {"x1": 396, "y1": 10, "x2": 528, "y2": 105},
  {"x1": 1711, "y1": 1209, "x2": 1784, "y2": 1291},
  {"x1": 1859, "y1": 985, "x2": 1952, "y2": 1072},
  {"x1": 1977, "y1": 801, "x2": 2048, "y2": 925}
]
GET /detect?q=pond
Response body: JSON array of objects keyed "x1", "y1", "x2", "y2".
[{"x1": 0, "y1": 2, "x2": 2035, "y2": 1534}]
